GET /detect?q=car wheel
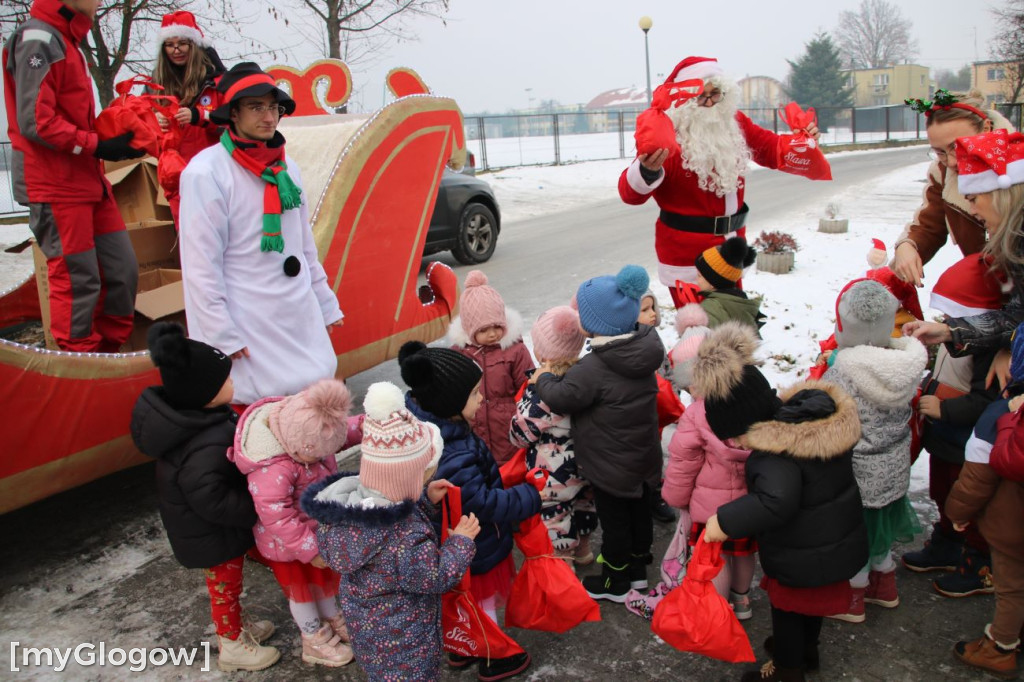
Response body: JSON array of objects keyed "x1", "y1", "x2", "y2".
[{"x1": 451, "y1": 203, "x2": 498, "y2": 264}]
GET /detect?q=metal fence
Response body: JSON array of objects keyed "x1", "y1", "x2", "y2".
[
  {"x1": 0, "y1": 103, "x2": 935, "y2": 217},
  {"x1": 465, "y1": 104, "x2": 929, "y2": 171}
]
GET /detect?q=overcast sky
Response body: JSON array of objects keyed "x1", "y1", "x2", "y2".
[{"x1": 237, "y1": 0, "x2": 1001, "y2": 114}]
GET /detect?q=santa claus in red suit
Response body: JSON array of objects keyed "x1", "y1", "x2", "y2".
[{"x1": 619, "y1": 56, "x2": 820, "y2": 307}]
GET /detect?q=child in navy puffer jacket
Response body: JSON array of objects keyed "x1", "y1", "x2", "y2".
[
  {"x1": 302, "y1": 382, "x2": 479, "y2": 682},
  {"x1": 399, "y1": 341, "x2": 544, "y2": 681}
]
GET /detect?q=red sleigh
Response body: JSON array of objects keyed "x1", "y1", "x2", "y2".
[{"x1": 0, "y1": 61, "x2": 465, "y2": 513}]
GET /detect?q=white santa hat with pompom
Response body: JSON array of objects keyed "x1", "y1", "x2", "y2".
[
  {"x1": 956, "y1": 129, "x2": 1024, "y2": 195},
  {"x1": 157, "y1": 11, "x2": 210, "y2": 48}
]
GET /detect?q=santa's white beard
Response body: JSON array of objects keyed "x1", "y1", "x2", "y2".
[{"x1": 667, "y1": 90, "x2": 750, "y2": 197}]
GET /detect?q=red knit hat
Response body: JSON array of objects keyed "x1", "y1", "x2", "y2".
[
  {"x1": 460, "y1": 270, "x2": 507, "y2": 339},
  {"x1": 930, "y1": 255, "x2": 1005, "y2": 317},
  {"x1": 956, "y1": 130, "x2": 1024, "y2": 194},
  {"x1": 665, "y1": 56, "x2": 724, "y2": 84},
  {"x1": 531, "y1": 306, "x2": 585, "y2": 363},
  {"x1": 158, "y1": 11, "x2": 210, "y2": 48},
  {"x1": 360, "y1": 382, "x2": 442, "y2": 502}
]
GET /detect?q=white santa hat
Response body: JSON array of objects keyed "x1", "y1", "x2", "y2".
[
  {"x1": 956, "y1": 129, "x2": 1024, "y2": 195},
  {"x1": 930, "y1": 255, "x2": 1005, "y2": 318},
  {"x1": 665, "y1": 56, "x2": 725, "y2": 84},
  {"x1": 157, "y1": 11, "x2": 210, "y2": 48}
]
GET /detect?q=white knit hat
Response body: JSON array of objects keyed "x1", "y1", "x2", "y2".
[{"x1": 360, "y1": 382, "x2": 443, "y2": 502}]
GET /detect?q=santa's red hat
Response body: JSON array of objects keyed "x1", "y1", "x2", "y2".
[
  {"x1": 930, "y1": 255, "x2": 1005, "y2": 317},
  {"x1": 956, "y1": 129, "x2": 1024, "y2": 194},
  {"x1": 666, "y1": 56, "x2": 724, "y2": 84},
  {"x1": 158, "y1": 11, "x2": 209, "y2": 48}
]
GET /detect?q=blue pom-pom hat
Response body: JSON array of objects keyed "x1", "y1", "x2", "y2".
[{"x1": 576, "y1": 265, "x2": 650, "y2": 336}]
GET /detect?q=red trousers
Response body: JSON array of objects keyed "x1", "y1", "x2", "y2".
[
  {"x1": 29, "y1": 197, "x2": 137, "y2": 351},
  {"x1": 204, "y1": 555, "x2": 245, "y2": 639},
  {"x1": 932, "y1": 456, "x2": 989, "y2": 552}
]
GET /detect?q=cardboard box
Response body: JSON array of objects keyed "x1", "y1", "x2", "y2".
[
  {"x1": 127, "y1": 219, "x2": 178, "y2": 268},
  {"x1": 106, "y1": 157, "x2": 173, "y2": 224},
  {"x1": 125, "y1": 268, "x2": 186, "y2": 351},
  {"x1": 30, "y1": 243, "x2": 59, "y2": 350}
]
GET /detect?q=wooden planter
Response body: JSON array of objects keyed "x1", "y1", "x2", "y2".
[
  {"x1": 758, "y1": 251, "x2": 795, "y2": 274},
  {"x1": 819, "y1": 218, "x2": 849, "y2": 233}
]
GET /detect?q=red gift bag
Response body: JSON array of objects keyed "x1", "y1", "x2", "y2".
[
  {"x1": 505, "y1": 512, "x2": 601, "y2": 632},
  {"x1": 651, "y1": 533, "x2": 755, "y2": 663},
  {"x1": 499, "y1": 446, "x2": 528, "y2": 489},
  {"x1": 95, "y1": 76, "x2": 179, "y2": 159},
  {"x1": 441, "y1": 488, "x2": 524, "y2": 661},
  {"x1": 634, "y1": 79, "x2": 704, "y2": 157},
  {"x1": 775, "y1": 102, "x2": 832, "y2": 181}
]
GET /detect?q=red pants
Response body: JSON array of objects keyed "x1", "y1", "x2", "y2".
[
  {"x1": 204, "y1": 555, "x2": 245, "y2": 639},
  {"x1": 932, "y1": 456, "x2": 989, "y2": 552},
  {"x1": 29, "y1": 197, "x2": 137, "y2": 352}
]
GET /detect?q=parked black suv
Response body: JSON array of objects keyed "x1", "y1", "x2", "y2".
[{"x1": 424, "y1": 155, "x2": 500, "y2": 264}]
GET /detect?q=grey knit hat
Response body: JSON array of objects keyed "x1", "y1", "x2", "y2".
[{"x1": 835, "y1": 280, "x2": 898, "y2": 349}]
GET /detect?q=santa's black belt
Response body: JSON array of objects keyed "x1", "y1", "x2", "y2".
[{"x1": 658, "y1": 203, "x2": 749, "y2": 235}]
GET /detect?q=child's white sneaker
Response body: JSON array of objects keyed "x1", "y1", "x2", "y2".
[
  {"x1": 301, "y1": 624, "x2": 354, "y2": 667},
  {"x1": 217, "y1": 632, "x2": 281, "y2": 672}
]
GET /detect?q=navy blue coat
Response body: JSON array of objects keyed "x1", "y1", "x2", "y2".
[{"x1": 406, "y1": 395, "x2": 541, "y2": 574}]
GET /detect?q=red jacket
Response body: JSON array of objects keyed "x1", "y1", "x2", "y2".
[
  {"x1": 3, "y1": 0, "x2": 110, "y2": 203},
  {"x1": 617, "y1": 112, "x2": 783, "y2": 284},
  {"x1": 991, "y1": 409, "x2": 1024, "y2": 482}
]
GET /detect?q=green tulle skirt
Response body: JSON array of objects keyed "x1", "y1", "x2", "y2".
[{"x1": 864, "y1": 495, "x2": 922, "y2": 561}]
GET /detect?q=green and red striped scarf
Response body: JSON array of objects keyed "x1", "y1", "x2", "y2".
[{"x1": 220, "y1": 129, "x2": 302, "y2": 253}]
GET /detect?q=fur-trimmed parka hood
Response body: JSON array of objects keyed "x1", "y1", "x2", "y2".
[
  {"x1": 450, "y1": 307, "x2": 524, "y2": 350},
  {"x1": 448, "y1": 307, "x2": 525, "y2": 349},
  {"x1": 828, "y1": 336, "x2": 927, "y2": 408},
  {"x1": 692, "y1": 321, "x2": 758, "y2": 400},
  {"x1": 738, "y1": 380, "x2": 861, "y2": 460},
  {"x1": 301, "y1": 473, "x2": 419, "y2": 574}
]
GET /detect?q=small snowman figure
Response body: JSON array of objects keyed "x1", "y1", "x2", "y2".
[{"x1": 866, "y1": 238, "x2": 887, "y2": 270}]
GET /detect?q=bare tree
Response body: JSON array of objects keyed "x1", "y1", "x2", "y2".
[
  {"x1": 992, "y1": 0, "x2": 1024, "y2": 103},
  {"x1": 275, "y1": 0, "x2": 450, "y2": 63},
  {"x1": 834, "y1": 0, "x2": 919, "y2": 69},
  {"x1": 1, "y1": 0, "x2": 247, "y2": 106}
]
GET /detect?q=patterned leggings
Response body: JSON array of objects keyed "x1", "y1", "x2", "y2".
[{"x1": 204, "y1": 556, "x2": 245, "y2": 640}]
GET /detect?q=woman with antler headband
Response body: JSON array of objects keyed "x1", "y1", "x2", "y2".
[{"x1": 892, "y1": 90, "x2": 1013, "y2": 287}]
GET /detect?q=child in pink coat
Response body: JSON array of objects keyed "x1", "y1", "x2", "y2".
[
  {"x1": 449, "y1": 270, "x2": 534, "y2": 464},
  {"x1": 662, "y1": 322, "x2": 780, "y2": 620},
  {"x1": 230, "y1": 379, "x2": 362, "y2": 668}
]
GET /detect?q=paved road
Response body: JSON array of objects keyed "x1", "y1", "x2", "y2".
[{"x1": 2, "y1": 146, "x2": 997, "y2": 681}]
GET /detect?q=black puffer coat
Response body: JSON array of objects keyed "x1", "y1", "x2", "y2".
[
  {"x1": 535, "y1": 325, "x2": 664, "y2": 498},
  {"x1": 717, "y1": 380, "x2": 868, "y2": 588},
  {"x1": 130, "y1": 387, "x2": 256, "y2": 569}
]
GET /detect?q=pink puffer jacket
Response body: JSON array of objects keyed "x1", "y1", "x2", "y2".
[
  {"x1": 228, "y1": 397, "x2": 357, "y2": 563},
  {"x1": 662, "y1": 400, "x2": 752, "y2": 524}
]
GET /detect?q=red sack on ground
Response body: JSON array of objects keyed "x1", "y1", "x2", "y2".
[
  {"x1": 441, "y1": 488, "x2": 524, "y2": 661},
  {"x1": 95, "y1": 76, "x2": 178, "y2": 159},
  {"x1": 651, "y1": 533, "x2": 755, "y2": 663},
  {"x1": 504, "y1": 513, "x2": 601, "y2": 632},
  {"x1": 634, "y1": 79, "x2": 704, "y2": 157},
  {"x1": 776, "y1": 102, "x2": 832, "y2": 181}
]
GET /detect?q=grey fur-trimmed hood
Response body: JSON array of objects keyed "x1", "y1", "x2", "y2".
[
  {"x1": 738, "y1": 380, "x2": 861, "y2": 460},
  {"x1": 691, "y1": 321, "x2": 759, "y2": 401}
]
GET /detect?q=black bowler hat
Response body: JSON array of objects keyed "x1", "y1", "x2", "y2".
[{"x1": 210, "y1": 62, "x2": 296, "y2": 125}]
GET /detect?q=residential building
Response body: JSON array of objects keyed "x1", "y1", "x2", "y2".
[
  {"x1": 842, "y1": 64, "x2": 932, "y2": 107},
  {"x1": 971, "y1": 60, "x2": 1019, "y2": 105}
]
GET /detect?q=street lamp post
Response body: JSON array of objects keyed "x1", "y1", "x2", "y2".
[{"x1": 639, "y1": 16, "x2": 653, "y2": 107}]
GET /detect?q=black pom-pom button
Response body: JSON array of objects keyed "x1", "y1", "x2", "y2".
[{"x1": 283, "y1": 255, "x2": 301, "y2": 277}]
